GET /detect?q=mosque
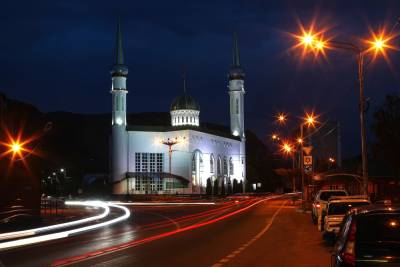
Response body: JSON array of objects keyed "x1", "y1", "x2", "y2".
[{"x1": 110, "y1": 22, "x2": 246, "y2": 194}]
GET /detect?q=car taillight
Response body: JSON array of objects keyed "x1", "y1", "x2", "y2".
[{"x1": 342, "y1": 220, "x2": 356, "y2": 266}]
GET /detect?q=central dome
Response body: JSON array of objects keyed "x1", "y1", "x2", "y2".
[{"x1": 170, "y1": 94, "x2": 200, "y2": 111}]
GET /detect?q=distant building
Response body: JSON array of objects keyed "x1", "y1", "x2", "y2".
[{"x1": 110, "y1": 23, "x2": 246, "y2": 194}]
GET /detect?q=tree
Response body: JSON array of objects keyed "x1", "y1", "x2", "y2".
[
  {"x1": 213, "y1": 179, "x2": 219, "y2": 195},
  {"x1": 232, "y1": 179, "x2": 238, "y2": 193},
  {"x1": 221, "y1": 178, "x2": 225, "y2": 195},
  {"x1": 227, "y1": 179, "x2": 232, "y2": 195},
  {"x1": 206, "y1": 178, "x2": 212, "y2": 195},
  {"x1": 371, "y1": 94, "x2": 400, "y2": 178},
  {"x1": 239, "y1": 180, "x2": 243, "y2": 193}
]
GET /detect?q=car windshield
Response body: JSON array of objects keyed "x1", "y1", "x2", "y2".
[
  {"x1": 328, "y1": 202, "x2": 369, "y2": 215},
  {"x1": 357, "y1": 213, "x2": 400, "y2": 244},
  {"x1": 319, "y1": 191, "x2": 347, "y2": 201}
]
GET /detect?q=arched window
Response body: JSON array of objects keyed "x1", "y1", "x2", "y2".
[
  {"x1": 229, "y1": 157, "x2": 234, "y2": 175},
  {"x1": 192, "y1": 150, "x2": 203, "y2": 187},
  {"x1": 192, "y1": 153, "x2": 197, "y2": 185},
  {"x1": 210, "y1": 154, "x2": 214, "y2": 173},
  {"x1": 223, "y1": 156, "x2": 228, "y2": 175},
  {"x1": 217, "y1": 156, "x2": 222, "y2": 175},
  {"x1": 192, "y1": 153, "x2": 196, "y2": 172}
]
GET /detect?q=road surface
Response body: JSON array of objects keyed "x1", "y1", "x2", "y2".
[{"x1": 0, "y1": 196, "x2": 332, "y2": 267}]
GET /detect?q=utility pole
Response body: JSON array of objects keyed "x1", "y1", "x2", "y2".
[{"x1": 160, "y1": 137, "x2": 184, "y2": 193}]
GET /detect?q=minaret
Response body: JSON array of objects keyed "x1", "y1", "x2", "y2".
[
  {"x1": 228, "y1": 32, "x2": 245, "y2": 138},
  {"x1": 111, "y1": 19, "x2": 128, "y2": 191},
  {"x1": 228, "y1": 32, "x2": 246, "y2": 191}
]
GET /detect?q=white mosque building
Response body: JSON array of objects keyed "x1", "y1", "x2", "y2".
[{"x1": 111, "y1": 22, "x2": 246, "y2": 195}]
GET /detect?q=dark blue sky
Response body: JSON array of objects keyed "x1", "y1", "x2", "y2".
[{"x1": 1, "y1": 0, "x2": 400, "y2": 157}]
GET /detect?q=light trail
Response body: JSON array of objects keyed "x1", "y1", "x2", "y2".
[
  {"x1": 110, "y1": 201, "x2": 216, "y2": 206},
  {"x1": 0, "y1": 202, "x2": 130, "y2": 251},
  {"x1": 51, "y1": 196, "x2": 281, "y2": 267},
  {"x1": 0, "y1": 201, "x2": 110, "y2": 241},
  {"x1": 138, "y1": 200, "x2": 244, "y2": 231}
]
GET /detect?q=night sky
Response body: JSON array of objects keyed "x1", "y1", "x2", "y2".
[{"x1": 1, "y1": 0, "x2": 400, "y2": 157}]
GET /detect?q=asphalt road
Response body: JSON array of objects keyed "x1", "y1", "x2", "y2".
[{"x1": 0, "y1": 196, "x2": 332, "y2": 267}]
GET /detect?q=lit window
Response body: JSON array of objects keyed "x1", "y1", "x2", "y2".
[
  {"x1": 210, "y1": 154, "x2": 214, "y2": 173},
  {"x1": 223, "y1": 156, "x2": 228, "y2": 175},
  {"x1": 229, "y1": 157, "x2": 234, "y2": 175},
  {"x1": 217, "y1": 156, "x2": 222, "y2": 175}
]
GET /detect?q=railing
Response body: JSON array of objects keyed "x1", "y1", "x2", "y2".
[{"x1": 41, "y1": 198, "x2": 65, "y2": 216}]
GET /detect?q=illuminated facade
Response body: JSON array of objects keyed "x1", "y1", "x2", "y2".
[{"x1": 111, "y1": 23, "x2": 246, "y2": 194}]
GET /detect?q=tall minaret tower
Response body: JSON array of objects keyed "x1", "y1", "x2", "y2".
[
  {"x1": 228, "y1": 32, "x2": 245, "y2": 139},
  {"x1": 228, "y1": 32, "x2": 246, "y2": 191},
  {"x1": 111, "y1": 19, "x2": 128, "y2": 190}
]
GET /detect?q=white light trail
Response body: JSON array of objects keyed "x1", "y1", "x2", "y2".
[
  {"x1": 0, "y1": 202, "x2": 130, "y2": 251},
  {"x1": 110, "y1": 201, "x2": 216, "y2": 206},
  {"x1": 0, "y1": 201, "x2": 110, "y2": 241}
]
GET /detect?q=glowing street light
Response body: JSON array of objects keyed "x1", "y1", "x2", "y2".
[
  {"x1": 305, "y1": 113, "x2": 317, "y2": 127},
  {"x1": 297, "y1": 138, "x2": 303, "y2": 144},
  {"x1": 291, "y1": 22, "x2": 398, "y2": 195},
  {"x1": 315, "y1": 40, "x2": 325, "y2": 50},
  {"x1": 276, "y1": 113, "x2": 287, "y2": 124},
  {"x1": 272, "y1": 134, "x2": 280, "y2": 141},
  {"x1": 11, "y1": 142, "x2": 21, "y2": 153},
  {"x1": 281, "y1": 142, "x2": 294, "y2": 155}
]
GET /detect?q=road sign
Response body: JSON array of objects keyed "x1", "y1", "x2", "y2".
[
  {"x1": 303, "y1": 146, "x2": 313, "y2": 155},
  {"x1": 304, "y1": 165, "x2": 313, "y2": 174},
  {"x1": 304, "y1": 155, "x2": 313, "y2": 166}
]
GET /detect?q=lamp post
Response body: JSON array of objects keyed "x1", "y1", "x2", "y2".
[
  {"x1": 160, "y1": 137, "x2": 185, "y2": 193},
  {"x1": 294, "y1": 27, "x2": 396, "y2": 195},
  {"x1": 281, "y1": 142, "x2": 296, "y2": 192},
  {"x1": 274, "y1": 112, "x2": 317, "y2": 203},
  {"x1": 323, "y1": 40, "x2": 368, "y2": 195}
]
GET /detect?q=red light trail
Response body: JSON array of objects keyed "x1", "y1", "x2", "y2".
[{"x1": 50, "y1": 197, "x2": 276, "y2": 267}]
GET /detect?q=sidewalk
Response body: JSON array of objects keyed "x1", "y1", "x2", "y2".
[{"x1": 226, "y1": 201, "x2": 333, "y2": 267}]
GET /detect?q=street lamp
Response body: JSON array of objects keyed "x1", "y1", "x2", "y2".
[
  {"x1": 280, "y1": 141, "x2": 296, "y2": 192},
  {"x1": 299, "y1": 112, "x2": 318, "y2": 208},
  {"x1": 271, "y1": 134, "x2": 280, "y2": 141},
  {"x1": 160, "y1": 136, "x2": 185, "y2": 192},
  {"x1": 276, "y1": 113, "x2": 287, "y2": 124},
  {"x1": 1, "y1": 138, "x2": 26, "y2": 159},
  {"x1": 293, "y1": 25, "x2": 396, "y2": 195}
]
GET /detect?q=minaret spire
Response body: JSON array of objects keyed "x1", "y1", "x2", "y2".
[
  {"x1": 232, "y1": 32, "x2": 240, "y2": 67},
  {"x1": 115, "y1": 18, "x2": 124, "y2": 65},
  {"x1": 110, "y1": 18, "x2": 128, "y2": 193},
  {"x1": 228, "y1": 32, "x2": 244, "y2": 80},
  {"x1": 183, "y1": 70, "x2": 187, "y2": 94},
  {"x1": 111, "y1": 18, "x2": 128, "y2": 77}
]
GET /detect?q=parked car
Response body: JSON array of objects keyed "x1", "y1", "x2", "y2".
[
  {"x1": 322, "y1": 196, "x2": 370, "y2": 241},
  {"x1": 333, "y1": 204, "x2": 400, "y2": 266},
  {"x1": 311, "y1": 189, "x2": 348, "y2": 226}
]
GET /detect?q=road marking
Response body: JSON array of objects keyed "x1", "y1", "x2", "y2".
[
  {"x1": 211, "y1": 200, "x2": 287, "y2": 267},
  {"x1": 52, "y1": 196, "x2": 284, "y2": 266},
  {"x1": 137, "y1": 210, "x2": 181, "y2": 230},
  {"x1": 0, "y1": 202, "x2": 130, "y2": 251}
]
